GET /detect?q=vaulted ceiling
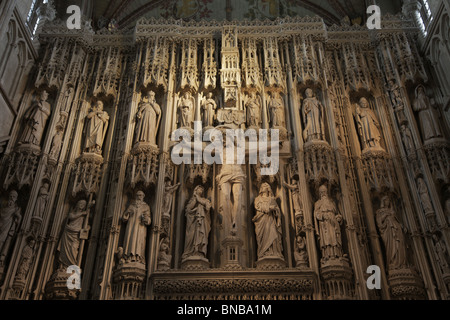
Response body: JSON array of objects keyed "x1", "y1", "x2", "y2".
[{"x1": 55, "y1": 0, "x2": 404, "y2": 30}]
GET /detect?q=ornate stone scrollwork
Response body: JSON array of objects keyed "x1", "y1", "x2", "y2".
[
  {"x1": 3, "y1": 145, "x2": 40, "y2": 190},
  {"x1": 304, "y1": 141, "x2": 338, "y2": 188},
  {"x1": 72, "y1": 153, "x2": 104, "y2": 196},
  {"x1": 360, "y1": 150, "x2": 396, "y2": 193},
  {"x1": 128, "y1": 143, "x2": 159, "y2": 189}
]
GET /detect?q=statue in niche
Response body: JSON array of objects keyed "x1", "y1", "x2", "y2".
[
  {"x1": 413, "y1": 85, "x2": 442, "y2": 142},
  {"x1": 157, "y1": 237, "x2": 172, "y2": 271},
  {"x1": 216, "y1": 142, "x2": 246, "y2": 234},
  {"x1": 302, "y1": 88, "x2": 325, "y2": 142},
  {"x1": 83, "y1": 100, "x2": 109, "y2": 154},
  {"x1": 15, "y1": 237, "x2": 36, "y2": 281},
  {"x1": 376, "y1": 195, "x2": 408, "y2": 270},
  {"x1": 134, "y1": 90, "x2": 161, "y2": 146},
  {"x1": 33, "y1": 182, "x2": 50, "y2": 219},
  {"x1": 20, "y1": 90, "x2": 51, "y2": 146},
  {"x1": 182, "y1": 185, "x2": 211, "y2": 261},
  {"x1": 162, "y1": 180, "x2": 180, "y2": 219},
  {"x1": 268, "y1": 91, "x2": 285, "y2": 127},
  {"x1": 0, "y1": 190, "x2": 22, "y2": 257},
  {"x1": 121, "y1": 190, "x2": 151, "y2": 264},
  {"x1": 49, "y1": 130, "x2": 63, "y2": 160},
  {"x1": 417, "y1": 177, "x2": 433, "y2": 214},
  {"x1": 57, "y1": 199, "x2": 89, "y2": 267},
  {"x1": 355, "y1": 97, "x2": 383, "y2": 151},
  {"x1": 294, "y1": 235, "x2": 308, "y2": 268},
  {"x1": 201, "y1": 92, "x2": 217, "y2": 127},
  {"x1": 253, "y1": 183, "x2": 284, "y2": 260},
  {"x1": 283, "y1": 179, "x2": 301, "y2": 215},
  {"x1": 314, "y1": 184, "x2": 343, "y2": 261},
  {"x1": 177, "y1": 91, "x2": 194, "y2": 128},
  {"x1": 61, "y1": 86, "x2": 75, "y2": 113},
  {"x1": 245, "y1": 92, "x2": 261, "y2": 128},
  {"x1": 400, "y1": 124, "x2": 415, "y2": 155},
  {"x1": 432, "y1": 233, "x2": 450, "y2": 274}
]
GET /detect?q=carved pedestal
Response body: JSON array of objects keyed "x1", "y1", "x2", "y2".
[
  {"x1": 388, "y1": 268, "x2": 426, "y2": 300},
  {"x1": 320, "y1": 258, "x2": 354, "y2": 300},
  {"x1": 111, "y1": 261, "x2": 146, "y2": 300},
  {"x1": 181, "y1": 256, "x2": 210, "y2": 271},
  {"x1": 221, "y1": 236, "x2": 243, "y2": 270},
  {"x1": 256, "y1": 256, "x2": 286, "y2": 270},
  {"x1": 44, "y1": 268, "x2": 80, "y2": 300}
]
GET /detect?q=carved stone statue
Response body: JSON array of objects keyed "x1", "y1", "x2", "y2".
[
  {"x1": 49, "y1": 130, "x2": 63, "y2": 160},
  {"x1": 177, "y1": 92, "x2": 194, "y2": 128},
  {"x1": 432, "y1": 233, "x2": 450, "y2": 274},
  {"x1": 268, "y1": 91, "x2": 285, "y2": 127},
  {"x1": 417, "y1": 178, "x2": 433, "y2": 214},
  {"x1": 253, "y1": 183, "x2": 284, "y2": 260},
  {"x1": 302, "y1": 88, "x2": 325, "y2": 142},
  {"x1": 400, "y1": 124, "x2": 415, "y2": 154},
  {"x1": 314, "y1": 184, "x2": 343, "y2": 261},
  {"x1": 294, "y1": 235, "x2": 308, "y2": 268},
  {"x1": 376, "y1": 196, "x2": 408, "y2": 270},
  {"x1": 121, "y1": 190, "x2": 151, "y2": 263},
  {"x1": 355, "y1": 97, "x2": 382, "y2": 151},
  {"x1": 162, "y1": 180, "x2": 180, "y2": 219},
  {"x1": 57, "y1": 199, "x2": 88, "y2": 267},
  {"x1": 157, "y1": 237, "x2": 172, "y2": 271},
  {"x1": 0, "y1": 190, "x2": 22, "y2": 257},
  {"x1": 216, "y1": 143, "x2": 246, "y2": 234},
  {"x1": 283, "y1": 180, "x2": 301, "y2": 215},
  {"x1": 15, "y1": 237, "x2": 36, "y2": 280},
  {"x1": 134, "y1": 90, "x2": 161, "y2": 145},
  {"x1": 245, "y1": 92, "x2": 261, "y2": 128},
  {"x1": 20, "y1": 90, "x2": 51, "y2": 146},
  {"x1": 33, "y1": 182, "x2": 49, "y2": 219},
  {"x1": 413, "y1": 85, "x2": 442, "y2": 142},
  {"x1": 201, "y1": 92, "x2": 217, "y2": 127},
  {"x1": 182, "y1": 185, "x2": 211, "y2": 261},
  {"x1": 84, "y1": 100, "x2": 109, "y2": 154}
]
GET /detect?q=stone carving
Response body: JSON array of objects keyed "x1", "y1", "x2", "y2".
[
  {"x1": 245, "y1": 92, "x2": 261, "y2": 128},
  {"x1": 83, "y1": 100, "x2": 109, "y2": 154},
  {"x1": 121, "y1": 190, "x2": 151, "y2": 264},
  {"x1": 177, "y1": 92, "x2": 195, "y2": 128},
  {"x1": 294, "y1": 235, "x2": 308, "y2": 268},
  {"x1": 201, "y1": 92, "x2": 217, "y2": 127},
  {"x1": 57, "y1": 199, "x2": 89, "y2": 267},
  {"x1": 431, "y1": 233, "x2": 450, "y2": 274},
  {"x1": 33, "y1": 182, "x2": 50, "y2": 219},
  {"x1": 268, "y1": 91, "x2": 285, "y2": 127},
  {"x1": 20, "y1": 90, "x2": 51, "y2": 147},
  {"x1": 417, "y1": 178, "x2": 433, "y2": 214},
  {"x1": 49, "y1": 130, "x2": 63, "y2": 160},
  {"x1": 314, "y1": 184, "x2": 343, "y2": 262},
  {"x1": 302, "y1": 88, "x2": 325, "y2": 142},
  {"x1": 253, "y1": 183, "x2": 284, "y2": 262},
  {"x1": 413, "y1": 85, "x2": 442, "y2": 142},
  {"x1": 157, "y1": 237, "x2": 172, "y2": 271},
  {"x1": 0, "y1": 190, "x2": 22, "y2": 260},
  {"x1": 162, "y1": 180, "x2": 180, "y2": 219},
  {"x1": 182, "y1": 185, "x2": 211, "y2": 265},
  {"x1": 376, "y1": 196, "x2": 408, "y2": 270},
  {"x1": 283, "y1": 180, "x2": 301, "y2": 215},
  {"x1": 15, "y1": 237, "x2": 36, "y2": 281},
  {"x1": 355, "y1": 97, "x2": 383, "y2": 151},
  {"x1": 134, "y1": 91, "x2": 161, "y2": 146},
  {"x1": 216, "y1": 145, "x2": 246, "y2": 234},
  {"x1": 400, "y1": 124, "x2": 415, "y2": 155}
]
